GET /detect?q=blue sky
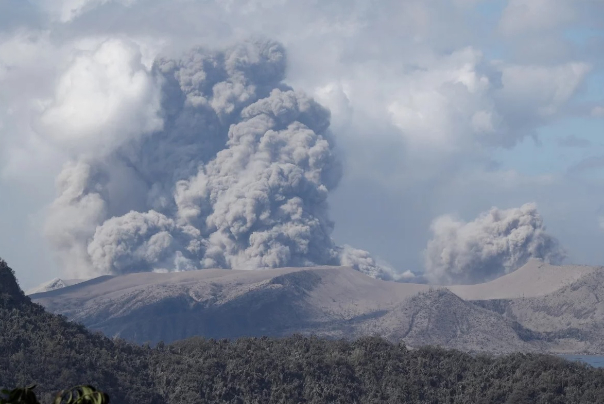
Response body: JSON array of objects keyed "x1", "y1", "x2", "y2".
[{"x1": 1, "y1": 0, "x2": 604, "y2": 288}]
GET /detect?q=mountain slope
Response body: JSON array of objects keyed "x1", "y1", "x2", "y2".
[
  {"x1": 448, "y1": 259, "x2": 598, "y2": 300},
  {"x1": 25, "y1": 278, "x2": 85, "y2": 295},
  {"x1": 31, "y1": 263, "x2": 599, "y2": 352},
  {"x1": 33, "y1": 267, "x2": 432, "y2": 343},
  {"x1": 375, "y1": 289, "x2": 540, "y2": 353},
  {"x1": 0, "y1": 260, "x2": 162, "y2": 404},
  {"x1": 476, "y1": 269, "x2": 604, "y2": 353}
]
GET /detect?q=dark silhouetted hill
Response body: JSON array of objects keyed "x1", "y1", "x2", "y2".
[
  {"x1": 0, "y1": 259, "x2": 28, "y2": 306},
  {"x1": 0, "y1": 259, "x2": 162, "y2": 404}
]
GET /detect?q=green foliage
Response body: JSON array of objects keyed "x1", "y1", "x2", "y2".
[
  {"x1": 53, "y1": 386, "x2": 109, "y2": 404},
  {"x1": 1, "y1": 385, "x2": 38, "y2": 404},
  {"x1": 0, "y1": 386, "x2": 109, "y2": 404}
]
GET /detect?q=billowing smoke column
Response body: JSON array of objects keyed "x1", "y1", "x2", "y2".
[
  {"x1": 44, "y1": 39, "x2": 391, "y2": 280},
  {"x1": 423, "y1": 203, "x2": 566, "y2": 285}
]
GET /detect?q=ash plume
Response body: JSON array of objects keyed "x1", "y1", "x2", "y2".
[
  {"x1": 44, "y1": 39, "x2": 392, "y2": 279},
  {"x1": 423, "y1": 203, "x2": 566, "y2": 285}
]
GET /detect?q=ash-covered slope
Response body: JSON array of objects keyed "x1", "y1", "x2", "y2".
[
  {"x1": 374, "y1": 289, "x2": 539, "y2": 353},
  {"x1": 25, "y1": 278, "x2": 85, "y2": 295},
  {"x1": 32, "y1": 261, "x2": 602, "y2": 352},
  {"x1": 476, "y1": 268, "x2": 604, "y2": 353},
  {"x1": 33, "y1": 266, "x2": 432, "y2": 343},
  {"x1": 449, "y1": 259, "x2": 597, "y2": 300}
]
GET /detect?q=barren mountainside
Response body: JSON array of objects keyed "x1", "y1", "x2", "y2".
[
  {"x1": 30, "y1": 260, "x2": 604, "y2": 353},
  {"x1": 25, "y1": 278, "x2": 85, "y2": 295}
]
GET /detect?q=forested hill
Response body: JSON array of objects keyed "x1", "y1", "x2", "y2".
[
  {"x1": 0, "y1": 259, "x2": 162, "y2": 404},
  {"x1": 0, "y1": 259, "x2": 28, "y2": 305},
  {"x1": 3, "y1": 259, "x2": 604, "y2": 404}
]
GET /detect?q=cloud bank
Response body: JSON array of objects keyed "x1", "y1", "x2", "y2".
[
  {"x1": 44, "y1": 38, "x2": 392, "y2": 280},
  {"x1": 424, "y1": 203, "x2": 566, "y2": 285}
]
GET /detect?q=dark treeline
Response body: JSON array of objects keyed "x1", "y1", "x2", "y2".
[
  {"x1": 2, "y1": 259, "x2": 604, "y2": 404},
  {"x1": 0, "y1": 260, "x2": 161, "y2": 404}
]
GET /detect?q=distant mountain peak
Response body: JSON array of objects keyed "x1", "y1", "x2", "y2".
[{"x1": 25, "y1": 277, "x2": 85, "y2": 295}]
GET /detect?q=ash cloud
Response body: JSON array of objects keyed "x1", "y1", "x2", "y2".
[
  {"x1": 45, "y1": 39, "x2": 392, "y2": 280},
  {"x1": 423, "y1": 203, "x2": 566, "y2": 285}
]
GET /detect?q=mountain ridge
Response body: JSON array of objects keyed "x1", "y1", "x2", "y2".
[
  {"x1": 25, "y1": 278, "x2": 87, "y2": 295},
  {"x1": 30, "y1": 260, "x2": 604, "y2": 353}
]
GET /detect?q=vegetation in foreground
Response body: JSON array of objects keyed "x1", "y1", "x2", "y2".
[
  {"x1": 2, "y1": 259, "x2": 604, "y2": 404},
  {"x1": 0, "y1": 385, "x2": 109, "y2": 404}
]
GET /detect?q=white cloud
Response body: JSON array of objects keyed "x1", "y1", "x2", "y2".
[
  {"x1": 592, "y1": 106, "x2": 604, "y2": 117},
  {"x1": 384, "y1": 47, "x2": 496, "y2": 151},
  {"x1": 39, "y1": 38, "x2": 163, "y2": 157},
  {"x1": 497, "y1": 62, "x2": 591, "y2": 117},
  {"x1": 318, "y1": 47, "x2": 590, "y2": 159},
  {"x1": 0, "y1": 31, "x2": 49, "y2": 76},
  {"x1": 0, "y1": 31, "x2": 64, "y2": 181},
  {"x1": 499, "y1": 0, "x2": 576, "y2": 36},
  {"x1": 40, "y1": 0, "x2": 138, "y2": 23}
]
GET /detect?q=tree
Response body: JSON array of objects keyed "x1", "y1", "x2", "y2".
[{"x1": 0, "y1": 386, "x2": 109, "y2": 404}]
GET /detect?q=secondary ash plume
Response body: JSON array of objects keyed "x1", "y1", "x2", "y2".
[{"x1": 423, "y1": 203, "x2": 566, "y2": 285}]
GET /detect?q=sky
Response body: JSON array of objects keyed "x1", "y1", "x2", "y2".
[{"x1": 1, "y1": 0, "x2": 603, "y2": 289}]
